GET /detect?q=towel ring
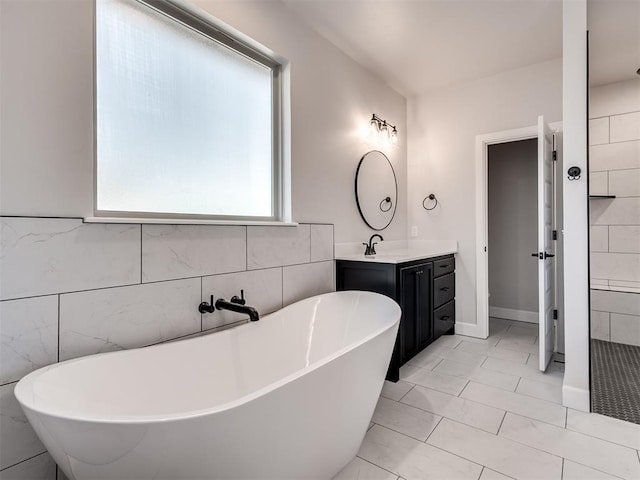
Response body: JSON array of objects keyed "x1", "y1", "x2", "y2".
[
  {"x1": 379, "y1": 197, "x2": 393, "y2": 212},
  {"x1": 422, "y1": 194, "x2": 438, "y2": 211}
]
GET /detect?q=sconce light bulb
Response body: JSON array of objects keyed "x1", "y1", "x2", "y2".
[
  {"x1": 391, "y1": 127, "x2": 398, "y2": 144},
  {"x1": 381, "y1": 121, "x2": 389, "y2": 141},
  {"x1": 370, "y1": 117, "x2": 379, "y2": 136}
]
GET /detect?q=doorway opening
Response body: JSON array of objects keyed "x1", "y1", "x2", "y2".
[{"x1": 474, "y1": 119, "x2": 565, "y2": 373}]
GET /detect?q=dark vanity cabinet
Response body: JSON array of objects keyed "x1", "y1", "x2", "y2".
[{"x1": 336, "y1": 254, "x2": 455, "y2": 381}]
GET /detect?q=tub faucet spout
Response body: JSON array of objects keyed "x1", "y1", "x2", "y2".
[{"x1": 215, "y1": 290, "x2": 259, "y2": 321}]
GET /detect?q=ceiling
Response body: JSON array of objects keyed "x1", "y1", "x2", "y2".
[
  {"x1": 282, "y1": 0, "x2": 640, "y2": 96},
  {"x1": 588, "y1": 0, "x2": 640, "y2": 87},
  {"x1": 282, "y1": 0, "x2": 563, "y2": 96}
]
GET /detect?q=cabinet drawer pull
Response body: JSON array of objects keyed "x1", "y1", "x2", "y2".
[
  {"x1": 440, "y1": 315, "x2": 451, "y2": 320},
  {"x1": 439, "y1": 264, "x2": 449, "y2": 268},
  {"x1": 440, "y1": 287, "x2": 450, "y2": 292}
]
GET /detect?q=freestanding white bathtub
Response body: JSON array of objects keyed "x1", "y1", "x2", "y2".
[{"x1": 15, "y1": 291, "x2": 400, "y2": 480}]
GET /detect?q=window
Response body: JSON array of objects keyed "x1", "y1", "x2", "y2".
[{"x1": 96, "y1": 0, "x2": 283, "y2": 221}]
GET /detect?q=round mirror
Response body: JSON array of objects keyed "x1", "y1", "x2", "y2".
[{"x1": 355, "y1": 150, "x2": 398, "y2": 231}]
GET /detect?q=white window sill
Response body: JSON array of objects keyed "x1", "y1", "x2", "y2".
[{"x1": 84, "y1": 217, "x2": 298, "y2": 227}]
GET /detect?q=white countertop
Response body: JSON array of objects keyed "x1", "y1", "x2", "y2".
[{"x1": 335, "y1": 240, "x2": 457, "y2": 264}]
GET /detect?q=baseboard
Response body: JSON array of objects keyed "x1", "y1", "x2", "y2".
[
  {"x1": 455, "y1": 321, "x2": 486, "y2": 339},
  {"x1": 489, "y1": 306, "x2": 538, "y2": 324},
  {"x1": 562, "y1": 384, "x2": 590, "y2": 411}
]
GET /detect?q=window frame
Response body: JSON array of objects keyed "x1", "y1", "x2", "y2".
[{"x1": 93, "y1": 0, "x2": 285, "y2": 223}]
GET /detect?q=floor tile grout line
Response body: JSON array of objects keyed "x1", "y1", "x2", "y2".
[
  {"x1": 0, "y1": 451, "x2": 49, "y2": 473},
  {"x1": 496, "y1": 410, "x2": 508, "y2": 436},
  {"x1": 370, "y1": 421, "x2": 438, "y2": 444},
  {"x1": 562, "y1": 422, "x2": 640, "y2": 452},
  {"x1": 494, "y1": 416, "x2": 633, "y2": 479},
  {"x1": 422, "y1": 416, "x2": 444, "y2": 444},
  {"x1": 423, "y1": 438, "x2": 491, "y2": 474},
  {"x1": 397, "y1": 384, "x2": 415, "y2": 403},
  {"x1": 354, "y1": 454, "x2": 399, "y2": 478},
  {"x1": 561, "y1": 458, "x2": 564, "y2": 480}
]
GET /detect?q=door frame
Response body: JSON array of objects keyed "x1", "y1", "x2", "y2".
[{"x1": 474, "y1": 122, "x2": 563, "y2": 339}]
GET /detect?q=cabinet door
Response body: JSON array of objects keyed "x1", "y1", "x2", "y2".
[
  {"x1": 399, "y1": 265, "x2": 419, "y2": 362},
  {"x1": 416, "y1": 263, "x2": 433, "y2": 348}
]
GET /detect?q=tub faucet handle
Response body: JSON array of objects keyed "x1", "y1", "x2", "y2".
[
  {"x1": 199, "y1": 295, "x2": 215, "y2": 314},
  {"x1": 231, "y1": 289, "x2": 246, "y2": 305}
]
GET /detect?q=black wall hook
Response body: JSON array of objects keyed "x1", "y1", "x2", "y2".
[{"x1": 423, "y1": 193, "x2": 438, "y2": 211}]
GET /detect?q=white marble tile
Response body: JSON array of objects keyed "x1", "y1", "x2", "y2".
[
  {"x1": 141, "y1": 225, "x2": 246, "y2": 282},
  {"x1": 590, "y1": 226, "x2": 609, "y2": 253},
  {"x1": 358, "y1": 424, "x2": 482, "y2": 480},
  {"x1": 499, "y1": 413, "x2": 640, "y2": 479},
  {"x1": 401, "y1": 385, "x2": 505, "y2": 434},
  {"x1": 591, "y1": 197, "x2": 640, "y2": 226},
  {"x1": 515, "y1": 377, "x2": 563, "y2": 404},
  {"x1": 310, "y1": 224, "x2": 334, "y2": 262},
  {"x1": 0, "y1": 383, "x2": 45, "y2": 470},
  {"x1": 452, "y1": 333, "x2": 501, "y2": 347},
  {"x1": 0, "y1": 452, "x2": 56, "y2": 480},
  {"x1": 371, "y1": 397, "x2": 441, "y2": 441},
  {"x1": 566, "y1": 409, "x2": 640, "y2": 450},
  {"x1": 590, "y1": 311, "x2": 610, "y2": 341},
  {"x1": 0, "y1": 218, "x2": 140, "y2": 301},
  {"x1": 592, "y1": 289, "x2": 640, "y2": 316},
  {"x1": 481, "y1": 357, "x2": 564, "y2": 387},
  {"x1": 493, "y1": 337, "x2": 539, "y2": 355},
  {"x1": 610, "y1": 280, "x2": 640, "y2": 292},
  {"x1": 282, "y1": 260, "x2": 334, "y2": 306},
  {"x1": 399, "y1": 365, "x2": 468, "y2": 396},
  {"x1": 589, "y1": 117, "x2": 610, "y2": 146},
  {"x1": 562, "y1": 460, "x2": 619, "y2": 480},
  {"x1": 610, "y1": 111, "x2": 640, "y2": 143},
  {"x1": 506, "y1": 321, "x2": 539, "y2": 335},
  {"x1": 455, "y1": 341, "x2": 529, "y2": 364},
  {"x1": 247, "y1": 225, "x2": 310, "y2": 270},
  {"x1": 460, "y1": 382, "x2": 566, "y2": 426},
  {"x1": 610, "y1": 313, "x2": 640, "y2": 346},
  {"x1": 433, "y1": 359, "x2": 520, "y2": 391},
  {"x1": 59, "y1": 278, "x2": 201, "y2": 360},
  {"x1": 380, "y1": 380, "x2": 413, "y2": 401},
  {"x1": 202, "y1": 267, "x2": 282, "y2": 329},
  {"x1": 332, "y1": 456, "x2": 397, "y2": 480},
  {"x1": 495, "y1": 330, "x2": 536, "y2": 344},
  {"x1": 609, "y1": 226, "x2": 640, "y2": 254},
  {"x1": 590, "y1": 140, "x2": 640, "y2": 172},
  {"x1": 591, "y1": 253, "x2": 640, "y2": 283},
  {"x1": 479, "y1": 468, "x2": 512, "y2": 480},
  {"x1": 427, "y1": 418, "x2": 562, "y2": 480},
  {"x1": 609, "y1": 168, "x2": 640, "y2": 198},
  {"x1": 429, "y1": 335, "x2": 464, "y2": 349},
  {"x1": 408, "y1": 344, "x2": 487, "y2": 369},
  {"x1": 590, "y1": 171, "x2": 609, "y2": 195},
  {"x1": 0, "y1": 296, "x2": 58, "y2": 385}
]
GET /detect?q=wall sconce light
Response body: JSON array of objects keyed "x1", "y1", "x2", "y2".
[{"x1": 369, "y1": 113, "x2": 398, "y2": 145}]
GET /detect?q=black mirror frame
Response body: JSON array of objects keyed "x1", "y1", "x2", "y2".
[{"x1": 354, "y1": 150, "x2": 398, "y2": 231}]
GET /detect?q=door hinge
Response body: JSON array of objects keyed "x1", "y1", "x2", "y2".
[
  {"x1": 552, "y1": 150, "x2": 557, "y2": 161},
  {"x1": 552, "y1": 230, "x2": 557, "y2": 240},
  {"x1": 553, "y1": 309, "x2": 558, "y2": 320}
]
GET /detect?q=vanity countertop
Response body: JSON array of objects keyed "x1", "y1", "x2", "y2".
[{"x1": 334, "y1": 240, "x2": 457, "y2": 264}]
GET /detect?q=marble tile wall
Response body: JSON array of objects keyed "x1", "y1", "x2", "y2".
[
  {"x1": 589, "y1": 84, "x2": 640, "y2": 346},
  {"x1": 0, "y1": 217, "x2": 335, "y2": 478}
]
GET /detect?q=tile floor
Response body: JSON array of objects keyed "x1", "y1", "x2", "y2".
[{"x1": 334, "y1": 318, "x2": 640, "y2": 480}]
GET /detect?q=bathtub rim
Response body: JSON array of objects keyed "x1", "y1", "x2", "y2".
[{"x1": 15, "y1": 290, "x2": 400, "y2": 425}]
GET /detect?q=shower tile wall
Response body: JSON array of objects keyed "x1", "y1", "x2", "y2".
[
  {"x1": 0, "y1": 218, "x2": 335, "y2": 479},
  {"x1": 589, "y1": 79, "x2": 640, "y2": 345}
]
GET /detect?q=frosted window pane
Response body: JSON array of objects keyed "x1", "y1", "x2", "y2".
[{"x1": 96, "y1": 0, "x2": 274, "y2": 217}]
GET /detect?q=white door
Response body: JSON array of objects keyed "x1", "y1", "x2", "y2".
[{"x1": 538, "y1": 115, "x2": 555, "y2": 371}]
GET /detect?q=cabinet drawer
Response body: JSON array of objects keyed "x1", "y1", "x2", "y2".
[
  {"x1": 434, "y1": 273, "x2": 455, "y2": 308},
  {"x1": 434, "y1": 300, "x2": 455, "y2": 338},
  {"x1": 433, "y1": 257, "x2": 455, "y2": 278}
]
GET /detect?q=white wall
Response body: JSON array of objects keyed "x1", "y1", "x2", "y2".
[
  {"x1": 0, "y1": 0, "x2": 407, "y2": 243},
  {"x1": 562, "y1": 0, "x2": 590, "y2": 412},
  {"x1": 407, "y1": 58, "x2": 563, "y2": 327}
]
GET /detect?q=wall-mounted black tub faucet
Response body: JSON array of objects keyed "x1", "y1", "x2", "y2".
[
  {"x1": 363, "y1": 234, "x2": 384, "y2": 256},
  {"x1": 198, "y1": 290, "x2": 259, "y2": 321}
]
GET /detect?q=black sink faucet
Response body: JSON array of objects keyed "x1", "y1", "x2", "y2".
[
  {"x1": 198, "y1": 290, "x2": 260, "y2": 321},
  {"x1": 363, "y1": 234, "x2": 384, "y2": 256}
]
